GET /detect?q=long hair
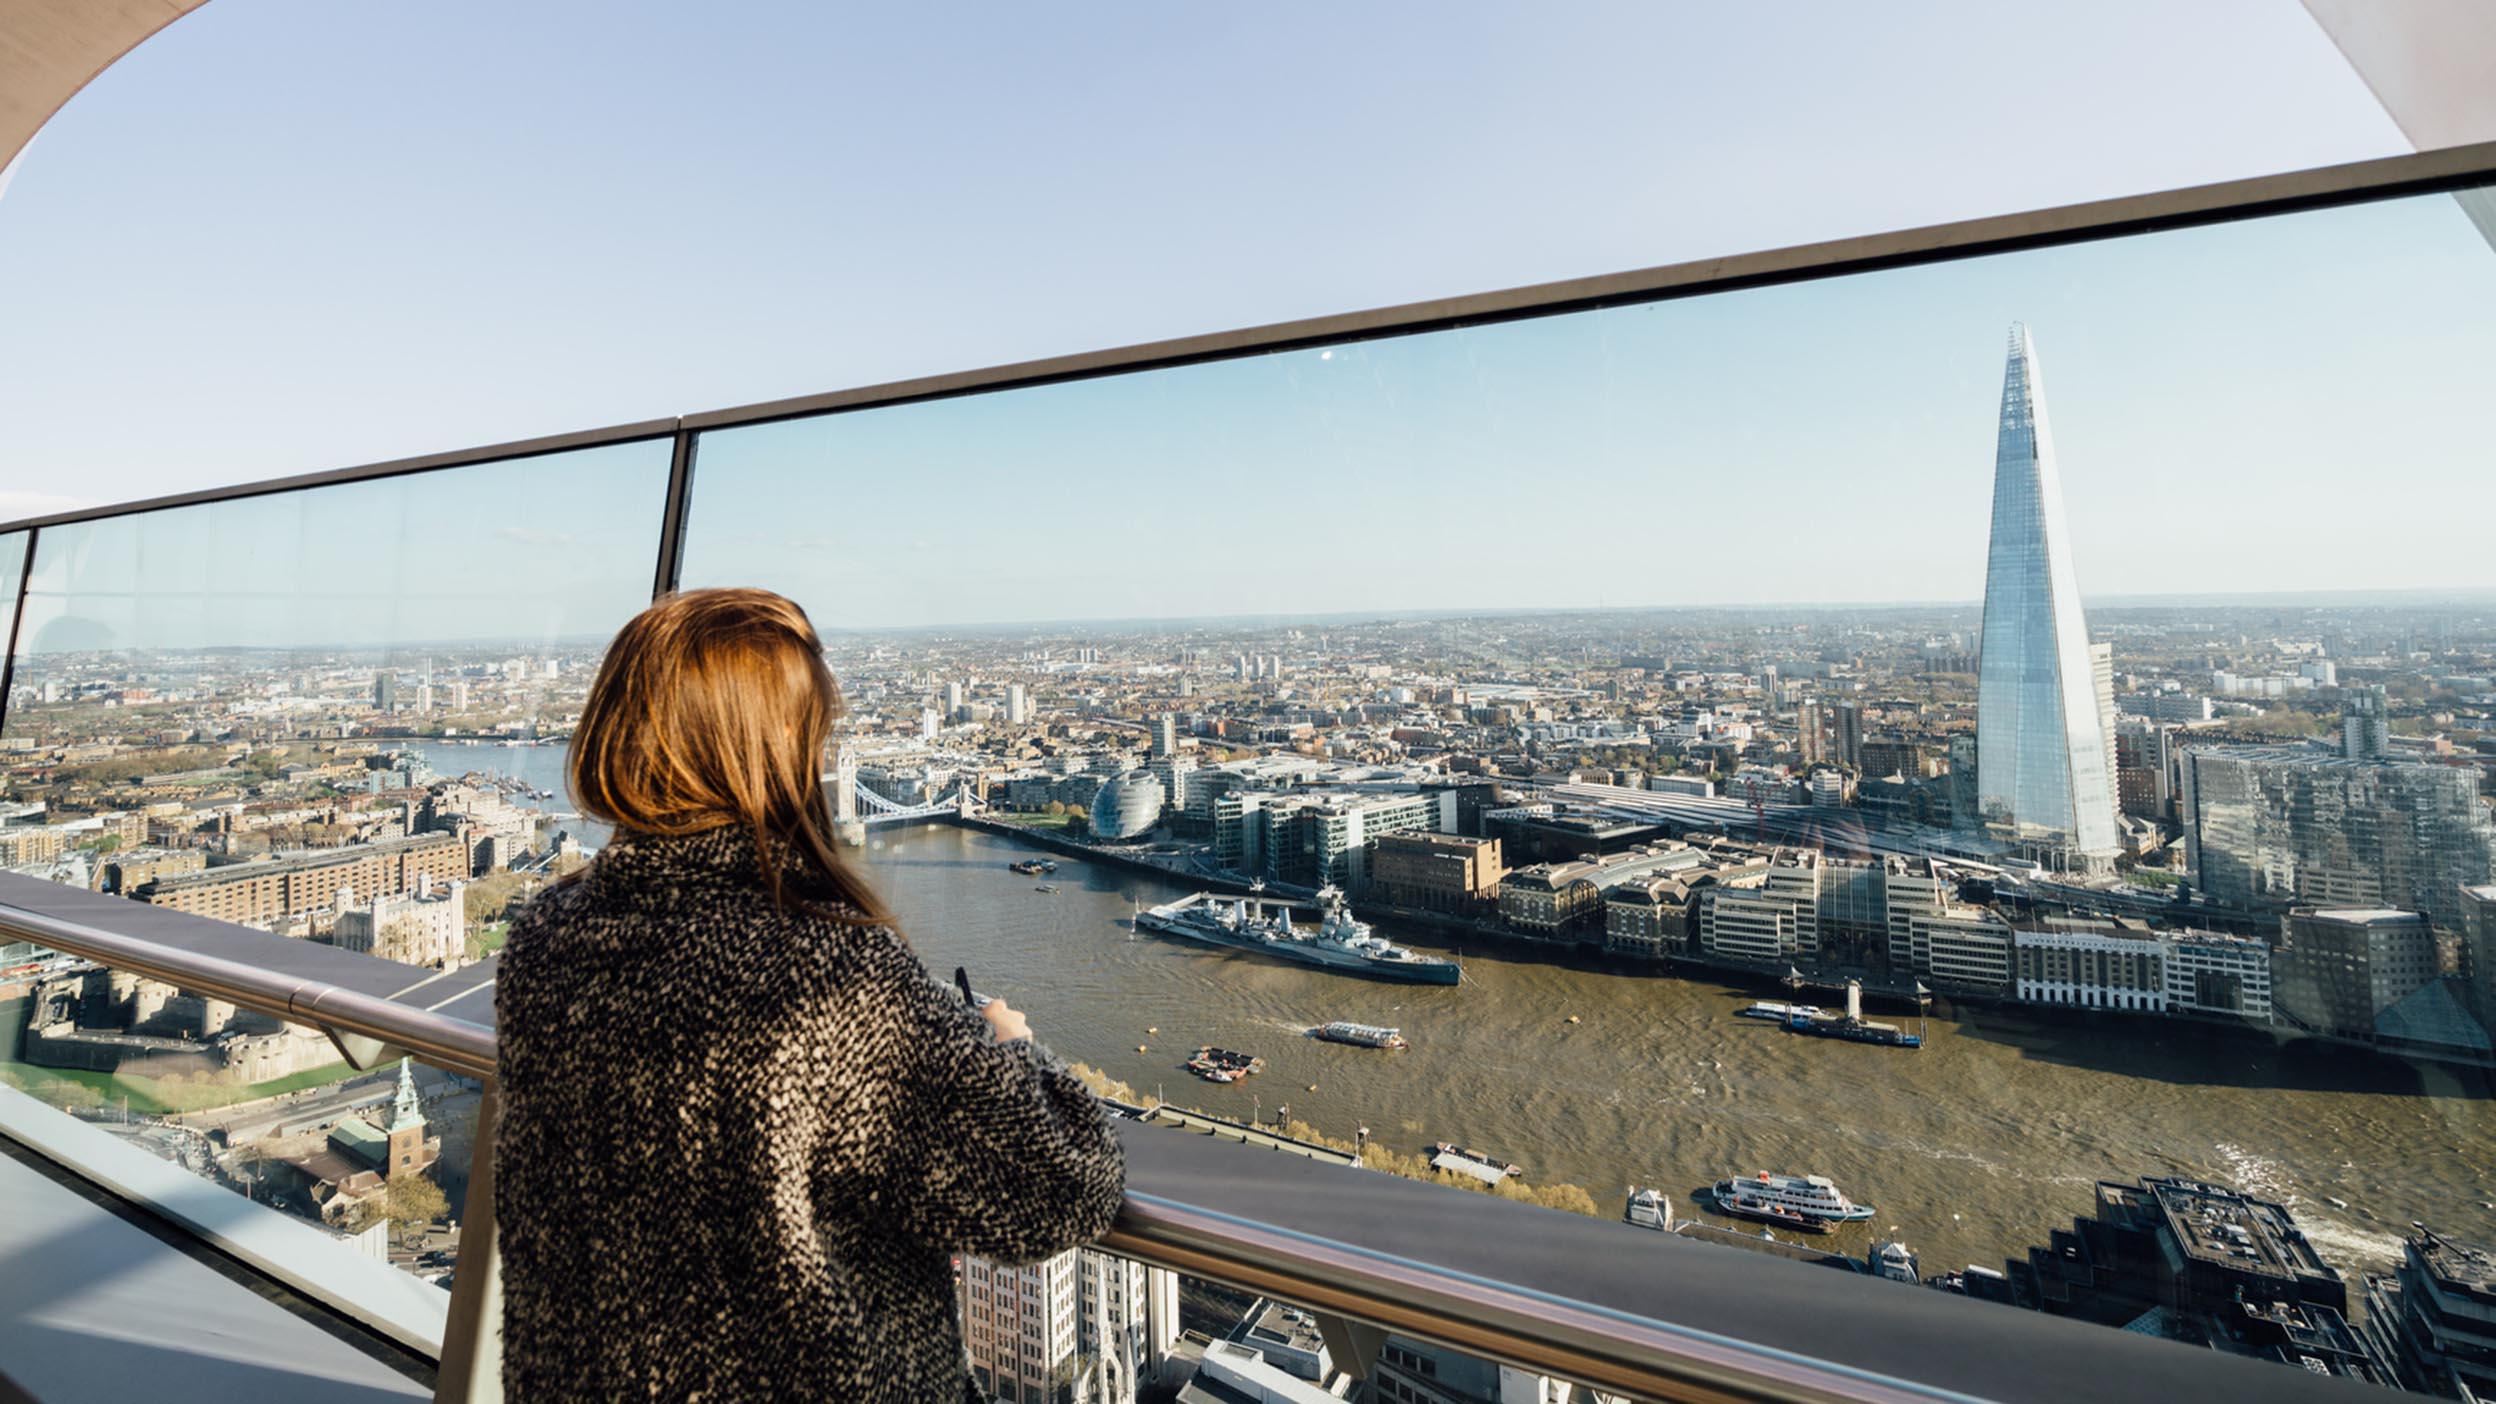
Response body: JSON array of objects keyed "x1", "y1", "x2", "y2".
[{"x1": 569, "y1": 588, "x2": 888, "y2": 923}]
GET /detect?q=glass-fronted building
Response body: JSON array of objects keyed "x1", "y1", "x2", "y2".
[{"x1": 1974, "y1": 323, "x2": 2120, "y2": 866}]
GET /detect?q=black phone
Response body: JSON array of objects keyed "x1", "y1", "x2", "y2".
[{"x1": 954, "y1": 966, "x2": 976, "y2": 1008}]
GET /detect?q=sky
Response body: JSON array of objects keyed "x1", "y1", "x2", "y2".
[{"x1": 1, "y1": 1, "x2": 2488, "y2": 650}]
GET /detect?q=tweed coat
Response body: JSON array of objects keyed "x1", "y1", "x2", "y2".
[{"x1": 495, "y1": 825, "x2": 1127, "y2": 1403}]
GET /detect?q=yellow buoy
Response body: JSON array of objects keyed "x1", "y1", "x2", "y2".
[
  {"x1": 1146, "y1": 1027, "x2": 1158, "y2": 1035},
  {"x1": 1566, "y1": 1015, "x2": 1581, "y2": 1024},
  {"x1": 1137, "y1": 1045, "x2": 1148, "y2": 1053},
  {"x1": 1306, "y1": 1084, "x2": 1319, "y2": 1092}
]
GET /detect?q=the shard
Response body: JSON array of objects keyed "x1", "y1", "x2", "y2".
[{"x1": 1975, "y1": 323, "x2": 2118, "y2": 863}]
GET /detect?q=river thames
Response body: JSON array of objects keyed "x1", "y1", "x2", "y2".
[
  {"x1": 414, "y1": 739, "x2": 2493, "y2": 1275},
  {"x1": 856, "y1": 823, "x2": 2492, "y2": 1278}
]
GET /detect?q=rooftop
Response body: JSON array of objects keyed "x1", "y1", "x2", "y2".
[
  {"x1": 2143, "y1": 1179, "x2": 2320, "y2": 1284},
  {"x1": 2416, "y1": 1229, "x2": 2496, "y2": 1300}
]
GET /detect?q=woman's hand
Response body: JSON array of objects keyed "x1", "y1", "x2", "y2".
[{"x1": 980, "y1": 997, "x2": 1032, "y2": 1044}]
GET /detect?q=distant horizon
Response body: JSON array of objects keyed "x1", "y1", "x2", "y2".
[{"x1": 8, "y1": 587, "x2": 2492, "y2": 662}]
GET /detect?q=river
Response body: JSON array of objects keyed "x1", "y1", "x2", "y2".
[
  {"x1": 404, "y1": 741, "x2": 612, "y2": 851},
  {"x1": 393, "y1": 738, "x2": 2495, "y2": 1273},
  {"x1": 851, "y1": 822, "x2": 2494, "y2": 1277}
]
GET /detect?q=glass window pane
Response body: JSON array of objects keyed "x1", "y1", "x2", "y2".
[
  {"x1": 679, "y1": 178, "x2": 2495, "y2": 1395},
  {"x1": 0, "y1": 438, "x2": 670, "y2": 1297}
]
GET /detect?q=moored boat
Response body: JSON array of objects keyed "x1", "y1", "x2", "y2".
[
  {"x1": 1185, "y1": 1047, "x2": 1263, "y2": 1083},
  {"x1": 1738, "y1": 1001, "x2": 1826, "y2": 1022},
  {"x1": 1430, "y1": 1141, "x2": 1523, "y2": 1181},
  {"x1": 1624, "y1": 1187, "x2": 1674, "y2": 1231}
]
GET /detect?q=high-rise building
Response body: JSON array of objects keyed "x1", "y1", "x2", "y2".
[
  {"x1": 1152, "y1": 714, "x2": 1177, "y2": 758},
  {"x1": 2343, "y1": 684, "x2": 2393, "y2": 760},
  {"x1": 944, "y1": 680, "x2": 966, "y2": 719},
  {"x1": 1974, "y1": 324, "x2": 2118, "y2": 866},
  {"x1": 960, "y1": 1250, "x2": 1081, "y2": 1404},
  {"x1": 1005, "y1": 683, "x2": 1030, "y2": 725},
  {"x1": 2113, "y1": 718, "x2": 2180, "y2": 821},
  {"x1": 960, "y1": 1248, "x2": 1174, "y2": 1404},
  {"x1": 2179, "y1": 747, "x2": 2495, "y2": 931},
  {"x1": 372, "y1": 672, "x2": 397, "y2": 711},
  {"x1": 1795, "y1": 701, "x2": 1824, "y2": 766},
  {"x1": 1832, "y1": 702, "x2": 1863, "y2": 771},
  {"x1": 2090, "y1": 641, "x2": 2118, "y2": 807}
]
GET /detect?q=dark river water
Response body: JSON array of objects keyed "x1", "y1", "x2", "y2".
[{"x1": 851, "y1": 822, "x2": 2495, "y2": 1277}]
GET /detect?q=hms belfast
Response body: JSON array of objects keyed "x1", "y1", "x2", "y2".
[{"x1": 1136, "y1": 887, "x2": 1462, "y2": 985}]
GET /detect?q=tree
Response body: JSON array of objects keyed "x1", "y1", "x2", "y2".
[
  {"x1": 341, "y1": 1172, "x2": 450, "y2": 1244},
  {"x1": 1043, "y1": 801, "x2": 1067, "y2": 817}
]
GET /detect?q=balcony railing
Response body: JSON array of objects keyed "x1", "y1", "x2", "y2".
[{"x1": 5, "y1": 136, "x2": 2495, "y2": 1404}]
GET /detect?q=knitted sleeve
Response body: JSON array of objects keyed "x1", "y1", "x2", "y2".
[{"x1": 880, "y1": 946, "x2": 1127, "y2": 1265}]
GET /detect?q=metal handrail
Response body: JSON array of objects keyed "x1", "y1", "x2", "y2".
[
  {"x1": 0, "y1": 896, "x2": 1974, "y2": 1404},
  {"x1": 0, "y1": 900, "x2": 496, "y2": 1081}
]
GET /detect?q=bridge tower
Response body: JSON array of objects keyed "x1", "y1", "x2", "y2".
[{"x1": 833, "y1": 744, "x2": 866, "y2": 847}]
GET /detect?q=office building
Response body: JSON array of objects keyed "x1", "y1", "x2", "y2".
[
  {"x1": 1974, "y1": 324, "x2": 2119, "y2": 866},
  {"x1": 2122, "y1": 691, "x2": 2217, "y2": 724},
  {"x1": 961, "y1": 1250, "x2": 1083, "y2": 1404},
  {"x1": 2113, "y1": 718, "x2": 2180, "y2": 822},
  {"x1": 2466, "y1": 886, "x2": 2496, "y2": 1040},
  {"x1": 2272, "y1": 908, "x2": 2439, "y2": 1041},
  {"x1": 2343, "y1": 684, "x2": 2393, "y2": 760},
  {"x1": 1090, "y1": 770, "x2": 1167, "y2": 841},
  {"x1": 1604, "y1": 876, "x2": 1691, "y2": 960},
  {"x1": 2361, "y1": 1228, "x2": 2496, "y2": 1400},
  {"x1": 2091, "y1": 642, "x2": 2118, "y2": 806},
  {"x1": 1147, "y1": 753, "x2": 1195, "y2": 816},
  {"x1": 1698, "y1": 850, "x2": 1821, "y2": 962},
  {"x1": 1980, "y1": 1176, "x2": 2390, "y2": 1386},
  {"x1": 2013, "y1": 920, "x2": 2166, "y2": 1013},
  {"x1": 1368, "y1": 833, "x2": 1506, "y2": 914},
  {"x1": 1833, "y1": 701, "x2": 1863, "y2": 771},
  {"x1": 372, "y1": 672, "x2": 396, "y2": 712},
  {"x1": 1896, "y1": 906, "x2": 2015, "y2": 995},
  {"x1": 1500, "y1": 861, "x2": 1605, "y2": 940},
  {"x1": 2161, "y1": 930, "x2": 2274, "y2": 1023},
  {"x1": 1247, "y1": 790, "x2": 1453, "y2": 891},
  {"x1": 2179, "y1": 747, "x2": 2495, "y2": 931}
]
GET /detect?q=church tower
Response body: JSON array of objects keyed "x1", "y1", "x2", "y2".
[{"x1": 385, "y1": 1057, "x2": 426, "y2": 1179}]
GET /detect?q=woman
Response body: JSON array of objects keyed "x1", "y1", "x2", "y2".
[{"x1": 496, "y1": 588, "x2": 1126, "y2": 1403}]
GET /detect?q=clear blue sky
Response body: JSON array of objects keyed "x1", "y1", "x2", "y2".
[{"x1": 6, "y1": 1, "x2": 2489, "y2": 648}]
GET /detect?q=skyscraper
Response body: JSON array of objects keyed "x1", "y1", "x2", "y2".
[{"x1": 1975, "y1": 324, "x2": 2118, "y2": 864}]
